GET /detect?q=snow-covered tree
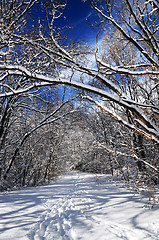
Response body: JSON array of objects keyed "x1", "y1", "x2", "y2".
[
  {"x1": 0, "y1": 0, "x2": 159, "y2": 190},
  {"x1": 1, "y1": 0, "x2": 158, "y2": 142}
]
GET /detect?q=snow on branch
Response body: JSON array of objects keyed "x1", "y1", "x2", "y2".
[
  {"x1": 0, "y1": 63, "x2": 159, "y2": 142},
  {"x1": 97, "y1": 58, "x2": 159, "y2": 76},
  {"x1": 92, "y1": 5, "x2": 159, "y2": 69},
  {"x1": 83, "y1": 96, "x2": 159, "y2": 143}
]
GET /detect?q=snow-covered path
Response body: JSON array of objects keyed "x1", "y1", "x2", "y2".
[{"x1": 0, "y1": 172, "x2": 159, "y2": 240}]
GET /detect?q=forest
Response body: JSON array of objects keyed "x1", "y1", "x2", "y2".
[{"x1": 0, "y1": 0, "x2": 159, "y2": 199}]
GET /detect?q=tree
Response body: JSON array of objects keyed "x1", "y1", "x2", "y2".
[
  {"x1": 0, "y1": 0, "x2": 77, "y2": 189},
  {"x1": 0, "y1": 0, "x2": 159, "y2": 190},
  {"x1": 0, "y1": 87, "x2": 77, "y2": 190},
  {"x1": 1, "y1": 0, "x2": 158, "y2": 142}
]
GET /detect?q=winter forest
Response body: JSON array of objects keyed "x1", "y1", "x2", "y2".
[{"x1": 0, "y1": 0, "x2": 159, "y2": 200}]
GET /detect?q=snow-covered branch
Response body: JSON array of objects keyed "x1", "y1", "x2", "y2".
[
  {"x1": 97, "y1": 58, "x2": 159, "y2": 76},
  {"x1": 83, "y1": 96, "x2": 159, "y2": 143},
  {"x1": 0, "y1": 61, "x2": 158, "y2": 142},
  {"x1": 4, "y1": 100, "x2": 76, "y2": 178}
]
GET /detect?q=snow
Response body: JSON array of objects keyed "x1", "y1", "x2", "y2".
[{"x1": 0, "y1": 171, "x2": 159, "y2": 240}]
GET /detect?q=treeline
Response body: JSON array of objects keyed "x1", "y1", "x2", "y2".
[
  {"x1": 0, "y1": 0, "x2": 158, "y2": 196},
  {"x1": 0, "y1": 88, "x2": 158, "y2": 193}
]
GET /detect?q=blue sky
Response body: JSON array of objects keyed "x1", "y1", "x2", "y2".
[
  {"x1": 30, "y1": 0, "x2": 98, "y2": 43},
  {"x1": 30, "y1": 0, "x2": 98, "y2": 101},
  {"x1": 56, "y1": 0, "x2": 97, "y2": 42}
]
